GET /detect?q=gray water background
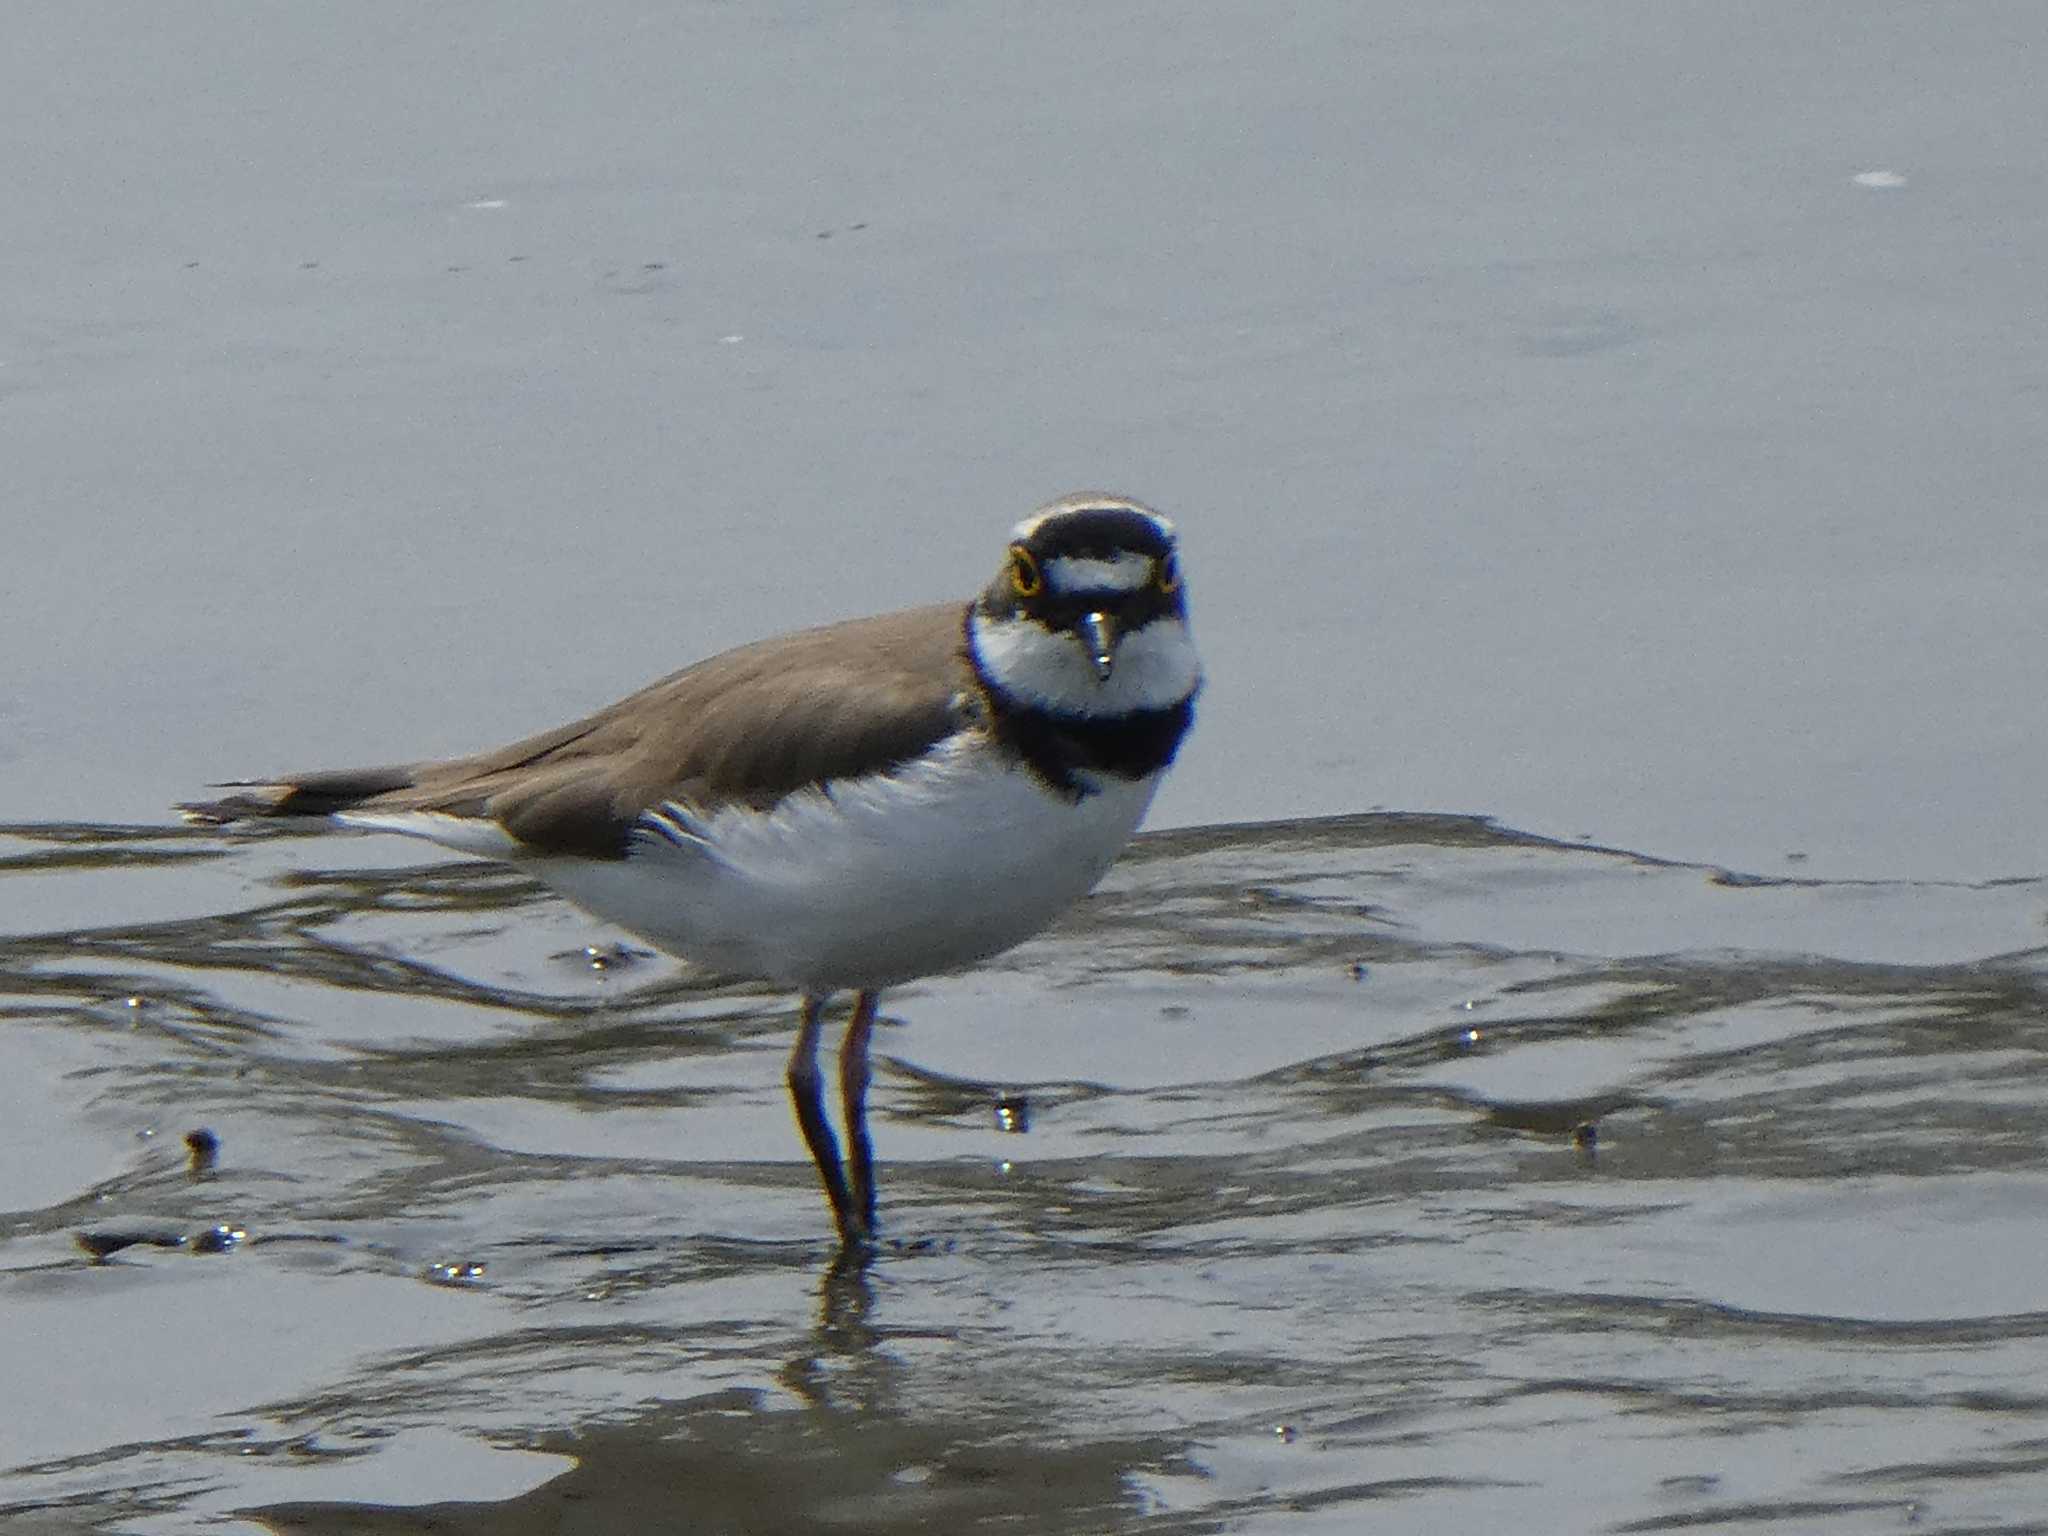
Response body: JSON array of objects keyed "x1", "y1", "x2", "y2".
[{"x1": 5, "y1": 1, "x2": 2048, "y2": 1530}]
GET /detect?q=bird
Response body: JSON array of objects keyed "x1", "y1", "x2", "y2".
[{"x1": 183, "y1": 494, "x2": 1201, "y2": 1252}]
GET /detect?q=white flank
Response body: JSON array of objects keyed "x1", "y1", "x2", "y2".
[
  {"x1": 335, "y1": 810, "x2": 523, "y2": 857},
  {"x1": 969, "y1": 611, "x2": 1201, "y2": 716},
  {"x1": 1044, "y1": 551, "x2": 1156, "y2": 594},
  {"x1": 535, "y1": 734, "x2": 1161, "y2": 992}
]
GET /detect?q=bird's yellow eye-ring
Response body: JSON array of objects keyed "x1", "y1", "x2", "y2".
[
  {"x1": 1009, "y1": 544, "x2": 1043, "y2": 598},
  {"x1": 1155, "y1": 552, "x2": 1181, "y2": 593}
]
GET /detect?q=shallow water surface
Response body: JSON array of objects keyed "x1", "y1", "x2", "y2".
[
  {"x1": 5, "y1": 0, "x2": 2045, "y2": 1527},
  {"x1": 5, "y1": 812, "x2": 2048, "y2": 1533}
]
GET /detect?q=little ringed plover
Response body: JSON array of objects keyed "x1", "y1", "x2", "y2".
[{"x1": 183, "y1": 493, "x2": 1201, "y2": 1251}]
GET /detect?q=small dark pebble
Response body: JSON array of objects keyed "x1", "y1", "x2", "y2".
[
  {"x1": 76, "y1": 1222, "x2": 248, "y2": 1262},
  {"x1": 185, "y1": 1127, "x2": 220, "y2": 1173},
  {"x1": 75, "y1": 1228, "x2": 184, "y2": 1262}
]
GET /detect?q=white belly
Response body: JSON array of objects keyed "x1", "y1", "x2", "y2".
[{"x1": 533, "y1": 735, "x2": 1159, "y2": 993}]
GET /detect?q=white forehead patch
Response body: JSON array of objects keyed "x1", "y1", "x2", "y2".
[{"x1": 1044, "y1": 551, "x2": 1155, "y2": 595}]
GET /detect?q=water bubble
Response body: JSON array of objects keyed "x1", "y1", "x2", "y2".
[{"x1": 567, "y1": 941, "x2": 646, "y2": 977}]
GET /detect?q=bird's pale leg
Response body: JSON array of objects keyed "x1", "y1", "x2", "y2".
[
  {"x1": 788, "y1": 992, "x2": 858, "y2": 1245},
  {"x1": 839, "y1": 991, "x2": 880, "y2": 1240}
]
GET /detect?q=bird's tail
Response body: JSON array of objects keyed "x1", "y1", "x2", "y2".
[{"x1": 178, "y1": 764, "x2": 421, "y2": 826}]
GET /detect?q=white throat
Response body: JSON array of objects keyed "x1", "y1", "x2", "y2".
[{"x1": 968, "y1": 610, "x2": 1202, "y2": 716}]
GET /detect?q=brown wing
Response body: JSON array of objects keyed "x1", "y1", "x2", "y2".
[{"x1": 183, "y1": 603, "x2": 978, "y2": 859}]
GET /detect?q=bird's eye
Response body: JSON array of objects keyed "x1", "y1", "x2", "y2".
[
  {"x1": 1155, "y1": 552, "x2": 1181, "y2": 593},
  {"x1": 1009, "y1": 545, "x2": 1043, "y2": 598}
]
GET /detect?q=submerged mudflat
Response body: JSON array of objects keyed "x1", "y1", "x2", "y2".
[{"x1": 4, "y1": 811, "x2": 2047, "y2": 1532}]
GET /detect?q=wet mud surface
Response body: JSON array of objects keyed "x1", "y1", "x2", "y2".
[{"x1": 6, "y1": 812, "x2": 2048, "y2": 1531}]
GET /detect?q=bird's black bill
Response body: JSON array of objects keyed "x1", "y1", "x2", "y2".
[{"x1": 1079, "y1": 610, "x2": 1118, "y2": 681}]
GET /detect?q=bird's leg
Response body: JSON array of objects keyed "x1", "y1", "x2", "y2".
[
  {"x1": 839, "y1": 991, "x2": 880, "y2": 1241},
  {"x1": 787, "y1": 992, "x2": 857, "y2": 1245}
]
